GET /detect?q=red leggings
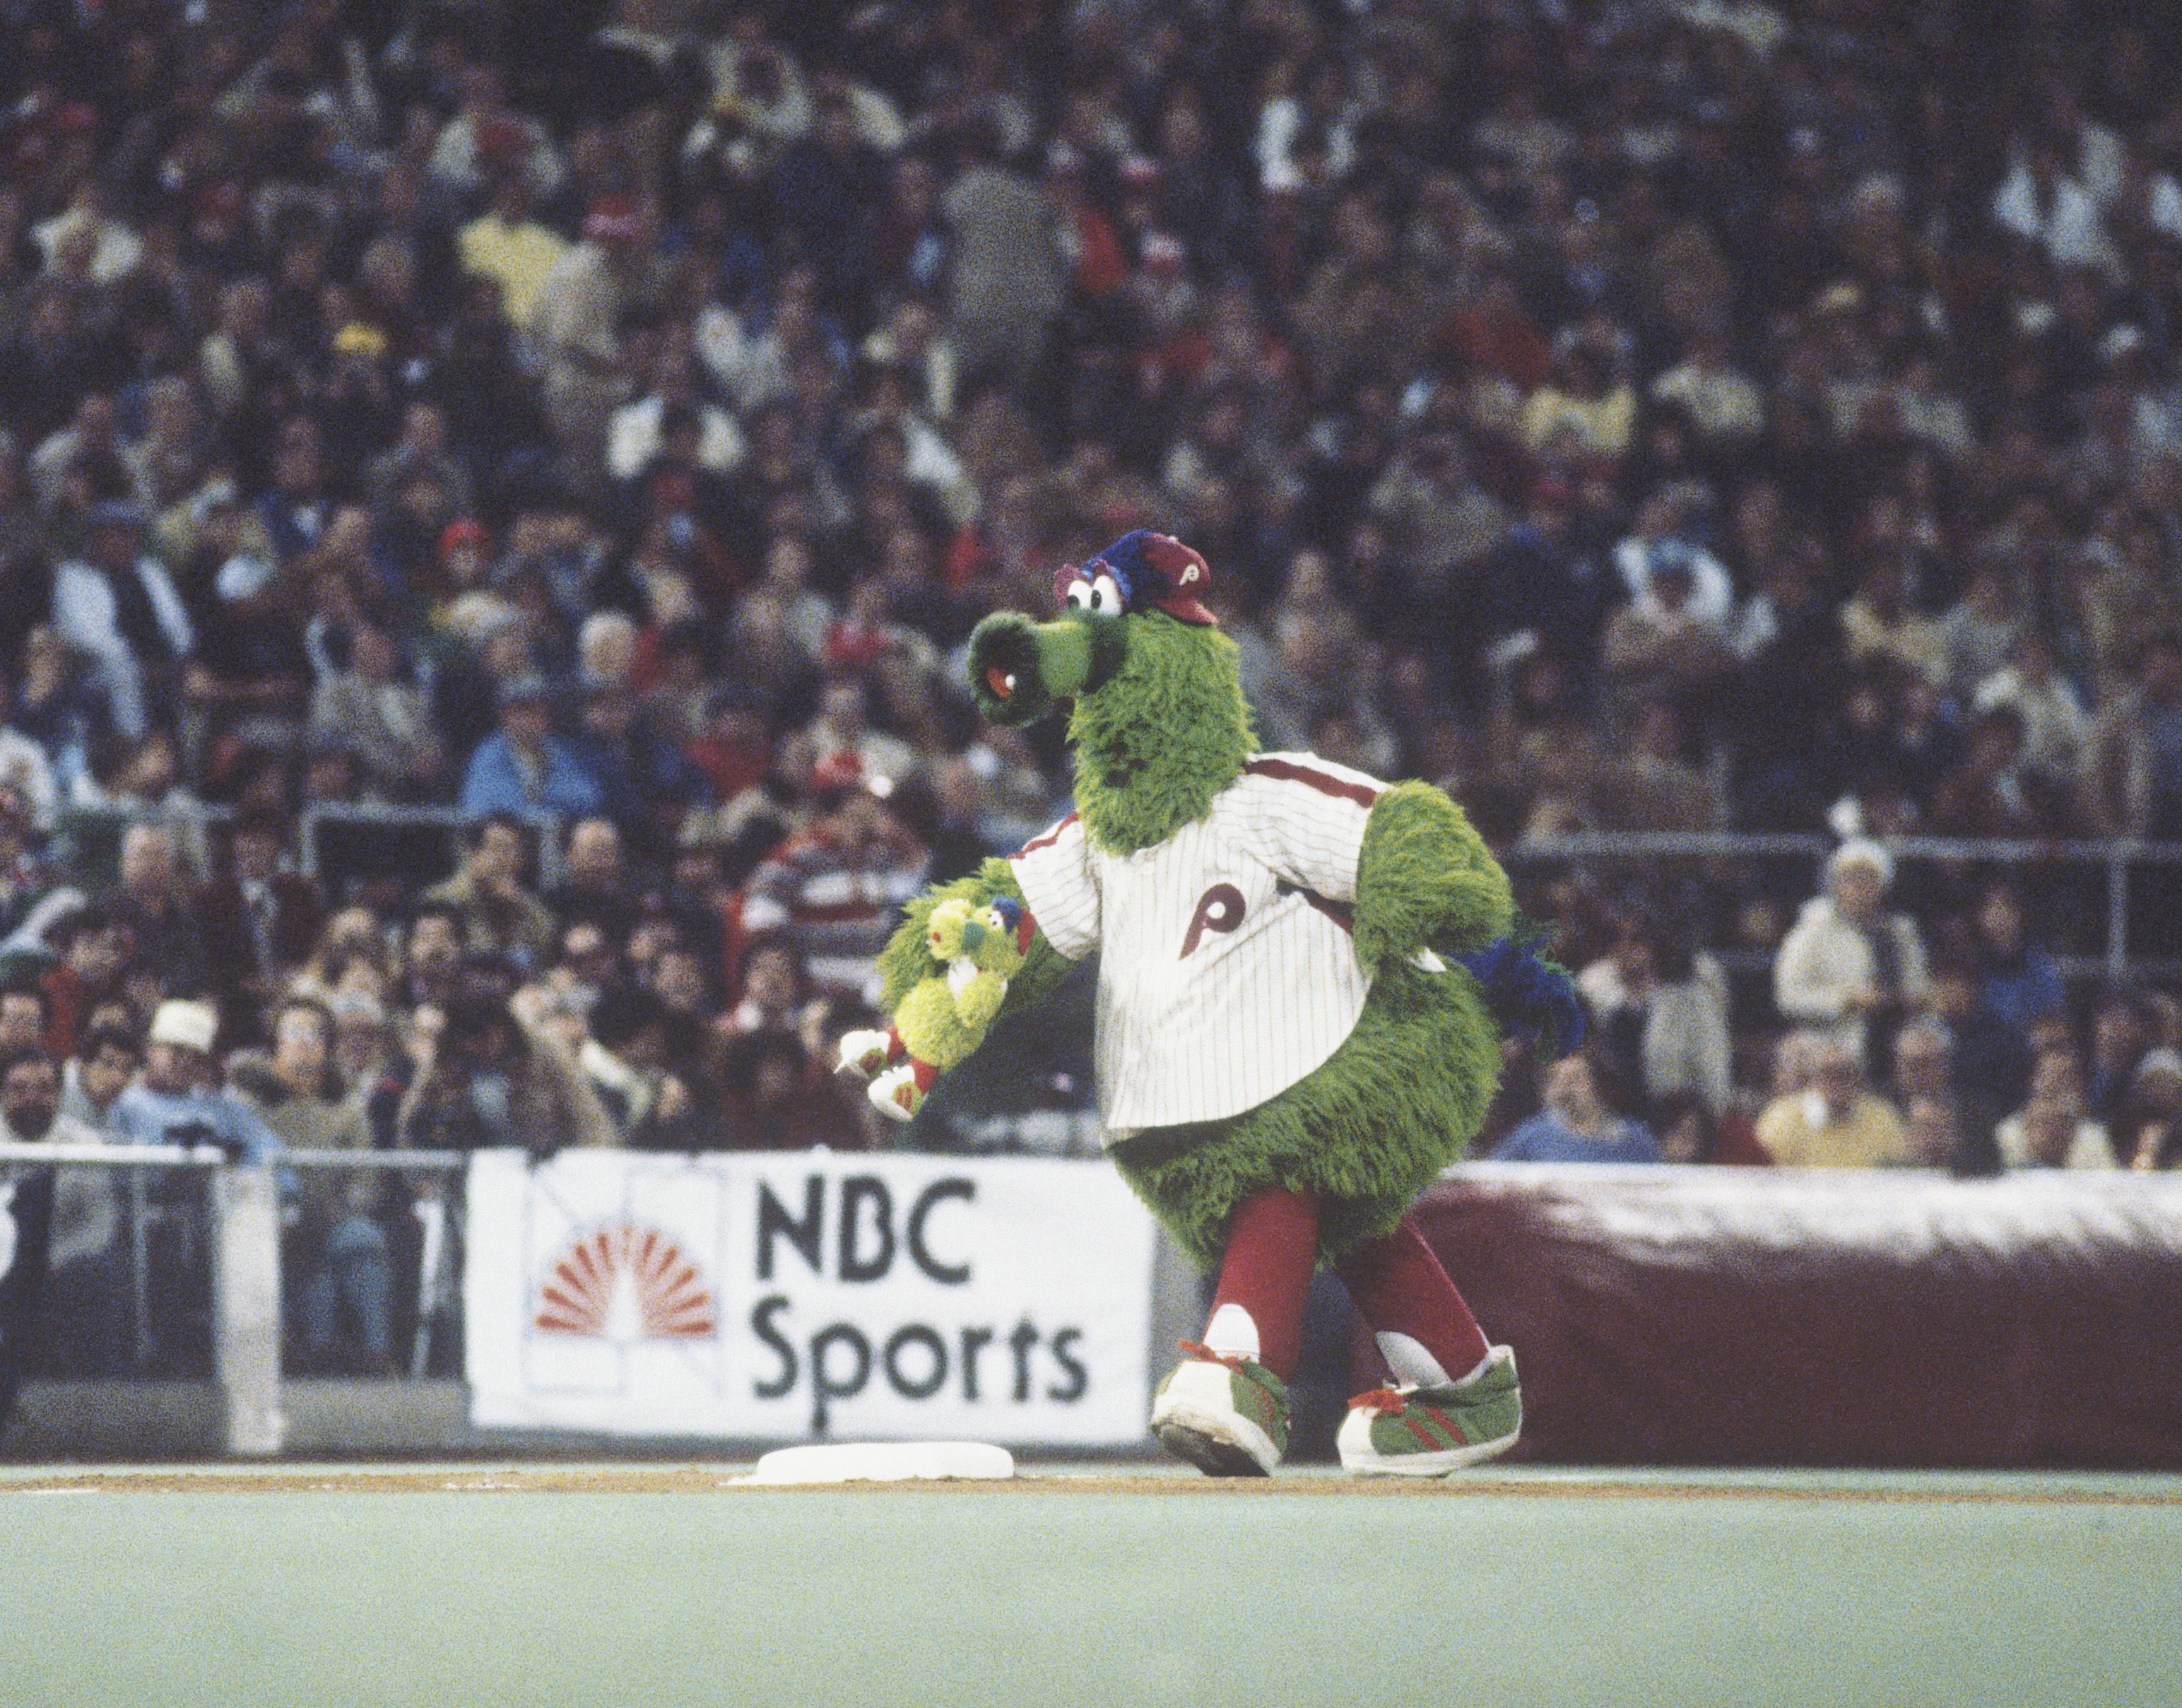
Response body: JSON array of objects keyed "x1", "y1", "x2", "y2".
[{"x1": 1207, "y1": 1187, "x2": 1490, "y2": 1384}]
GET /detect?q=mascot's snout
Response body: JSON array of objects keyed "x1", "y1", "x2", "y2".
[{"x1": 968, "y1": 610, "x2": 1113, "y2": 725}]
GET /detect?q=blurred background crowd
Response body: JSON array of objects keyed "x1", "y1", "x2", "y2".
[{"x1": 1, "y1": 0, "x2": 2182, "y2": 1370}]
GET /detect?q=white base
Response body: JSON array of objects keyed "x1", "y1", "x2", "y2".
[{"x1": 741, "y1": 1442, "x2": 1015, "y2": 1485}]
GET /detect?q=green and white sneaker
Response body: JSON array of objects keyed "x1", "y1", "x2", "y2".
[
  {"x1": 1150, "y1": 1342, "x2": 1290, "y2": 1477},
  {"x1": 1336, "y1": 1345, "x2": 1522, "y2": 1476}
]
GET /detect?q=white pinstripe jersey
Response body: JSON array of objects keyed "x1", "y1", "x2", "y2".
[{"x1": 1009, "y1": 753, "x2": 1388, "y2": 1138}]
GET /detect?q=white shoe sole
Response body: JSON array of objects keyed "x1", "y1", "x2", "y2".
[
  {"x1": 1150, "y1": 1363, "x2": 1280, "y2": 1476},
  {"x1": 1336, "y1": 1408, "x2": 1520, "y2": 1477}
]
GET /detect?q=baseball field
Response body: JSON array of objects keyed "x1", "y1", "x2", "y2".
[{"x1": 4, "y1": 1461, "x2": 2178, "y2": 1708}]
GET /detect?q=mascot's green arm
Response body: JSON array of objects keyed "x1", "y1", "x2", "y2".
[
  {"x1": 1350, "y1": 781, "x2": 1514, "y2": 978},
  {"x1": 876, "y1": 856, "x2": 1077, "y2": 1025}
]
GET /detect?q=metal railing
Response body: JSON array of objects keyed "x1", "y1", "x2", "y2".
[
  {"x1": 49, "y1": 801, "x2": 567, "y2": 900},
  {"x1": 300, "y1": 803, "x2": 565, "y2": 889},
  {"x1": 1503, "y1": 830, "x2": 2182, "y2": 982},
  {"x1": 53, "y1": 809, "x2": 2171, "y2": 979},
  {"x1": 285, "y1": 1150, "x2": 472, "y2": 1381},
  {"x1": 1, "y1": 1144, "x2": 469, "y2": 1456}
]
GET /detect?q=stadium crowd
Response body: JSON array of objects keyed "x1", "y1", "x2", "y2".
[{"x1": 3, "y1": 0, "x2": 2182, "y2": 1370}]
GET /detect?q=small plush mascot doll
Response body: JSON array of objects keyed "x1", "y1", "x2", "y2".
[
  {"x1": 839, "y1": 896, "x2": 1033, "y2": 1118},
  {"x1": 841, "y1": 531, "x2": 1582, "y2": 1477}
]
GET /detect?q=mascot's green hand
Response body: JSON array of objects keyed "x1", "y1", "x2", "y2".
[{"x1": 1352, "y1": 781, "x2": 1513, "y2": 977}]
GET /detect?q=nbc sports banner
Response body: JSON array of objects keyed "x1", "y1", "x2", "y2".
[{"x1": 464, "y1": 1149, "x2": 1159, "y2": 1444}]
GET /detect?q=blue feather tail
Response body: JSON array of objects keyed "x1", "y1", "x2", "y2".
[{"x1": 1452, "y1": 937, "x2": 1586, "y2": 1058}]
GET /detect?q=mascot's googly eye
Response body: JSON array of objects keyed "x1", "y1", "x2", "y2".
[{"x1": 1066, "y1": 573, "x2": 1124, "y2": 616}]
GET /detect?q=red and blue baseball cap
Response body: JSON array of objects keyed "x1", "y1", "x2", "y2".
[{"x1": 1054, "y1": 529, "x2": 1216, "y2": 625}]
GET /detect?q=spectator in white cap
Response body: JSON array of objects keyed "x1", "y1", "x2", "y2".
[
  {"x1": 1774, "y1": 838, "x2": 1931, "y2": 1056},
  {"x1": 105, "y1": 999, "x2": 283, "y2": 1163}
]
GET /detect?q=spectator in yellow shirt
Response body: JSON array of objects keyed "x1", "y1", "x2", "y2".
[
  {"x1": 1840, "y1": 550, "x2": 1946, "y2": 688},
  {"x1": 1522, "y1": 341, "x2": 1636, "y2": 461},
  {"x1": 1755, "y1": 1036, "x2": 1911, "y2": 1167},
  {"x1": 457, "y1": 167, "x2": 569, "y2": 330}
]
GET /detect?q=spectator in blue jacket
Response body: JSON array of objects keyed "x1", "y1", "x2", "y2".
[
  {"x1": 459, "y1": 672, "x2": 604, "y2": 827},
  {"x1": 1973, "y1": 882, "x2": 2065, "y2": 1045},
  {"x1": 1494, "y1": 1054, "x2": 1665, "y2": 1165},
  {"x1": 1492, "y1": 474, "x2": 1613, "y2": 706},
  {"x1": 565, "y1": 681, "x2": 711, "y2": 852}
]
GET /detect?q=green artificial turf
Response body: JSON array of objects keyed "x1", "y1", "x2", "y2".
[{"x1": 1, "y1": 1465, "x2": 2177, "y2": 1708}]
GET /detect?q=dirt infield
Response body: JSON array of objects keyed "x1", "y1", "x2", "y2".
[{"x1": 5, "y1": 1462, "x2": 2177, "y2": 1503}]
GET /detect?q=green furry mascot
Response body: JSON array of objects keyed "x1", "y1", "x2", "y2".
[{"x1": 840, "y1": 531, "x2": 1582, "y2": 1477}]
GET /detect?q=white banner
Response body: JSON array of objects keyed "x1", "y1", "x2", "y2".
[{"x1": 464, "y1": 1150, "x2": 1158, "y2": 1444}]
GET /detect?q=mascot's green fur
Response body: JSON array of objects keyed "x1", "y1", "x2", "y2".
[{"x1": 857, "y1": 531, "x2": 1576, "y2": 1267}]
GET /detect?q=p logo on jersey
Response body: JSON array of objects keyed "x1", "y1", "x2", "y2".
[
  {"x1": 1180, "y1": 883, "x2": 1246, "y2": 958},
  {"x1": 1054, "y1": 529, "x2": 1217, "y2": 627}
]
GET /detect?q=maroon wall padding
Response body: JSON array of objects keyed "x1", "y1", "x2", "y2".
[{"x1": 1401, "y1": 1165, "x2": 2182, "y2": 1468}]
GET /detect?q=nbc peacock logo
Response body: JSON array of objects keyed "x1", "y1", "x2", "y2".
[{"x1": 533, "y1": 1223, "x2": 718, "y2": 1341}]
